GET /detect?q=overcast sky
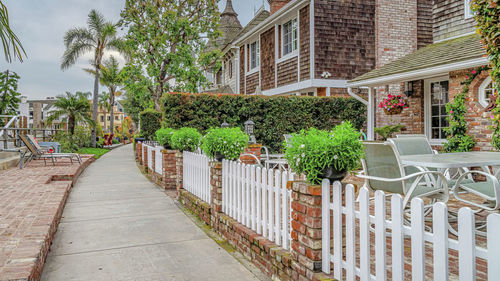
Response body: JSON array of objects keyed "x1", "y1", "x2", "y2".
[{"x1": 3, "y1": 0, "x2": 269, "y2": 100}]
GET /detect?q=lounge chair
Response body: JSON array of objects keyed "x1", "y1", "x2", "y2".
[
  {"x1": 20, "y1": 134, "x2": 81, "y2": 166},
  {"x1": 357, "y1": 141, "x2": 449, "y2": 210}
]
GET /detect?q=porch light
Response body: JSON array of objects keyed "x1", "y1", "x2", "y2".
[
  {"x1": 404, "y1": 81, "x2": 414, "y2": 97},
  {"x1": 244, "y1": 119, "x2": 256, "y2": 144},
  {"x1": 221, "y1": 120, "x2": 230, "y2": 128}
]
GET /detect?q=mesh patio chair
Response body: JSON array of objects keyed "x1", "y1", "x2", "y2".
[
  {"x1": 358, "y1": 141, "x2": 449, "y2": 210},
  {"x1": 20, "y1": 134, "x2": 81, "y2": 166}
]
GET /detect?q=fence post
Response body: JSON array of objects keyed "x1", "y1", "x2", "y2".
[
  {"x1": 162, "y1": 149, "x2": 177, "y2": 190},
  {"x1": 210, "y1": 161, "x2": 223, "y2": 230},
  {"x1": 143, "y1": 145, "x2": 148, "y2": 171},
  {"x1": 151, "y1": 149, "x2": 156, "y2": 176},
  {"x1": 290, "y1": 181, "x2": 331, "y2": 281},
  {"x1": 136, "y1": 142, "x2": 142, "y2": 163}
]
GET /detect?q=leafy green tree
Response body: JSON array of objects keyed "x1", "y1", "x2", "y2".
[
  {"x1": 98, "y1": 91, "x2": 110, "y2": 131},
  {"x1": 120, "y1": 0, "x2": 222, "y2": 111},
  {"x1": 0, "y1": 70, "x2": 20, "y2": 118},
  {"x1": 0, "y1": 1, "x2": 26, "y2": 62},
  {"x1": 61, "y1": 9, "x2": 125, "y2": 147},
  {"x1": 47, "y1": 92, "x2": 95, "y2": 135}
]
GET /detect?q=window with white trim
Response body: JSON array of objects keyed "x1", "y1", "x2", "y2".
[
  {"x1": 464, "y1": 0, "x2": 473, "y2": 19},
  {"x1": 479, "y1": 76, "x2": 496, "y2": 107},
  {"x1": 249, "y1": 41, "x2": 260, "y2": 70},
  {"x1": 429, "y1": 80, "x2": 449, "y2": 140},
  {"x1": 282, "y1": 18, "x2": 297, "y2": 56}
]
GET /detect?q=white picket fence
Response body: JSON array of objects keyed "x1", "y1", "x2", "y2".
[
  {"x1": 321, "y1": 180, "x2": 500, "y2": 281},
  {"x1": 147, "y1": 145, "x2": 153, "y2": 170},
  {"x1": 222, "y1": 160, "x2": 293, "y2": 250},
  {"x1": 183, "y1": 151, "x2": 211, "y2": 203},
  {"x1": 154, "y1": 146, "x2": 163, "y2": 174}
]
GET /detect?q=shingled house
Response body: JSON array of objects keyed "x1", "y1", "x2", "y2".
[
  {"x1": 224, "y1": 0, "x2": 375, "y2": 97},
  {"x1": 347, "y1": 0, "x2": 494, "y2": 149}
]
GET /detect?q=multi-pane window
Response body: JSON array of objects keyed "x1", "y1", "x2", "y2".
[
  {"x1": 430, "y1": 81, "x2": 449, "y2": 140},
  {"x1": 464, "y1": 0, "x2": 473, "y2": 19},
  {"x1": 479, "y1": 76, "x2": 496, "y2": 107},
  {"x1": 283, "y1": 18, "x2": 298, "y2": 56},
  {"x1": 249, "y1": 41, "x2": 260, "y2": 70}
]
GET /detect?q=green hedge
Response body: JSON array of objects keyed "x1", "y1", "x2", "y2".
[
  {"x1": 161, "y1": 93, "x2": 366, "y2": 152},
  {"x1": 140, "y1": 108, "x2": 161, "y2": 140}
]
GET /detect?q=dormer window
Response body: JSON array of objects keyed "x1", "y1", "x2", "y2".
[
  {"x1": 249, "y1": 40, "x2": 260, "y2": 70},
  {"x1": 479, "y1": 76, "x2": 496, "y2": 108},
  {"x1": 282, "y1": 18, "x2": 297, "y2": 56},
  {"x1": 464, "y1": 0, "x2": 473, "y2": 19}
]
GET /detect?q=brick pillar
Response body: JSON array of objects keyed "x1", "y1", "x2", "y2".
[
  {"x1": 136, "y1": 142, "x2": 142, "y2": 163},
  {"x1": 175, "y1": 151, "x2": 183, "y2": 192},
  {"x1": 151, "y1": 149, "x2": 156, "y2": 175},
  {"x1": 143, "y1": 146, "x2": 148, "y2": 171},
  {"x1": 290, "y1": 181, "x2": 325, "y2": 280},
  {"x1": 209, "y1": 161, "x2": 223, "y2": 229},
  {"x1": 162, "y1": 150, "x2": 177, "y2": 190},
  {"x1": 240, "y1": 144, "x2": 262, "y2": 165}
]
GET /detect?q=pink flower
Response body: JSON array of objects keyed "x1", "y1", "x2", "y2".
[
  {"x1": 450, "y1": 110, "x2": 454, "y2": 114},
  {"x1": 465, "y1": 75, "x2": 469, "y2": 79},
  {"x1": 472, "y1": 70, "x2": 476, "y2": 74},
  {"x1": 491, "y1": 114, "x2": 495, "y2": 120}
]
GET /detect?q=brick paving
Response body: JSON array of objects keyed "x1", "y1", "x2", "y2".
[{"x1": 0, "y1": 156, "x2": 93, "y2": 281}]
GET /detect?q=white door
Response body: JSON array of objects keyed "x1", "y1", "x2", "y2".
[{"x1": 424, "y1": 77, "x2": 450, "y2": 145}]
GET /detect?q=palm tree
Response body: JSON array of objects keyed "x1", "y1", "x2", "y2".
[
  {"x1": 86, "y1": 56, "x2": 124, "y2": 135},
  {"x1": 0, "y1": 1, "x2": 26, "y2": 62},
  {"x1": 98, "y1": 91, "x2": 110, "y2": 132},
  {"x1": 61, "y1": 9, "x2": 125, "y2": 147},
  {"x1": 47, "y1": 92, "x2": 94, "y2": 135}
]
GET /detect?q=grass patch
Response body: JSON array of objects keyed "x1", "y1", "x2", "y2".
[{"x1": 77, "y1": 147, "x2": 110, "y2": 159}]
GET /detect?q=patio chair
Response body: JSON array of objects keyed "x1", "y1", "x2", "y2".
[
  {"x1": 453, "y1": 171, "x2": 500, "y2": 211},
  {"x1": 20, "y1": 134, "x2": 81, "y2": 166},
  {"x1": 358, "y1": 141, "x2": 449, "y2": 210}
]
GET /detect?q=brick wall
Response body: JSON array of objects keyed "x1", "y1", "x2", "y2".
[
  {"x1": 260, "y1": 27, "x2": 276, "y2": 91},
  {"x1": 175, "y1": 151, "x2": 183, "y2": 192},
  {"x1": 314, "y1": 0, "x2": 376, "y2": 79},
  {"x1": 240, "y1": 46, "x2": 245, "y2": 94},
  {"x1": 299, "y1": 5, "x2": 310, "y2": 81},
  {"x1": 433, "y1": 0, "x2": 475, "y2": 42},
  {"x1": 277, "y1": 57, "x2": 298, "y2": 87},
  {"x1": 162, "y1": 150, "x2": 177, "y2": 190},
  {"x1": 245, "y1": 72, "x2": 259, "y2": 94}
]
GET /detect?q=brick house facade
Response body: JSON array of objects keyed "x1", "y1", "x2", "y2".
[
  {"x1": 347, "y1": 0, "x2": 494, "y2": 151},
  {"x1": 232, "y1": 0, "x2": 375, "y2": 97}
]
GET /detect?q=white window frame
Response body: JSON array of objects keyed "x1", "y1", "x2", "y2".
[
  {"x1": 424, "y1": 76, "x2": 450, "y2": 144},
  {"x1": 280, "y1": 18, "x2": 298, "y2": 61},
  {"x1": 478, "y1": 76, "x2": 496, "y2": 107},
  {"x1": 464, "y1": 0, "x2": 473, "y2": 19},
  {"x1": 248, "y1": 40, "x2": 260, "y2": 73}
]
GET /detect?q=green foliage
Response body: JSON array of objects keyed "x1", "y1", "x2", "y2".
[
  {"x1": 0, "y1": 70, "x2": 20, "y2": 119},
  {"x1": 120, "y1": 0, "x2": 221, "y2": 110},
  {"x1": 443, "y1": 67, "x2": 485, "y2": 152},
  {"x1": 155, "y1": 128, "x2": 176, "y2": 148},
  {"x1": 201, "y1": 127, "x2": 249, "y2": 161},
  {"x1": 374, "y1": 124, "x2": 405, "y2": 141},
  {"x1": 53, "y1": 126, "x2": 92, "y2": 152},
  {"x1": 171, "y1": 127, "x2": 202, "y2": 152},
  {"x1": 0, "y1": 1, "x2": 26, "y2": 62},
  {"x1": 139, "y1": 109, "x2": 161, "y2": 140},
  {"x1": 161, "y1": 93, "x2": 366, "y2": 152},
  {"x1": 472, "y1": 0, "x2": 500, "y2": 149},
  {"x1": 47, "y1": 92, "x2": 94, "y2": 134},
  {"x1": 76, "y1": 147, "x2": 109, "y2": 159},
  {"x1": 284, "y1": 122, "x2": 363, "y2": 184}
]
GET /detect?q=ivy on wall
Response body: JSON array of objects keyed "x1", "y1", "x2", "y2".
[{"x1": 471, "y1": 0, "x2": 500, "y2": 149}]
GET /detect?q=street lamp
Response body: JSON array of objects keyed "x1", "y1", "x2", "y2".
[
  {"x1": 221, "y1": 120, "x2": 230, "y2": 128},
  {"x1": 244, "y1": 119, "x2": 256, "y2": 144}
]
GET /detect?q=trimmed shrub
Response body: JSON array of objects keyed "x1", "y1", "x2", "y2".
[
  {"x1": 201, "y1": 127, "x2": 249, "y2": 160},
  {"x1": 155, "y1": 128, "x2": 176, "y2": 148},
  {"x1": 140, "y1": 109, "x2": 161, "y2": 140},
  {"x1": 161, "y1": 93, "x2": 366, "y2": 152},
  {"x1": 171, "y1": 127, "x2": 202, "y2": 152}
]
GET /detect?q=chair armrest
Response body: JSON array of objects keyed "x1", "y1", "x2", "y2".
[
  {"x1": 260, "y1": 146, "x2": 270, "y2": 160},
  {"x1": 239, "y1": 153, "x2": 261, "y2": 165},
  {"x1": 357, "y1": 170, "x2": 447, "y2": 184}
]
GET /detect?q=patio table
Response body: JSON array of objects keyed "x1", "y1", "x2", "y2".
[
  {"x1": 264, "y1": 158, "x2": 288, "y2": 171},
  {"x1": 400, "y1": 152, "x2": 500, "y2": 169}
]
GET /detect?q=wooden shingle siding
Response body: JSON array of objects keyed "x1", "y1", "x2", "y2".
[
  {"x1": 314, "y1": 0, "x2": 376, "y2": 79},
  {"x1": 299, "y1": 5, "x2": 310, "y2": 81},
  {"x1": 240, "y1": 46, "x2": 245, "y2": 94},
  {"x1": 260, "y1": 27, "x2": 276, "y2": 91},
  {"x1": 245, "y1": 72, "x2": 259, "y2": 94},
  {"x1": 277, "y1": 57, "x2": 298, "y2": 87},
  {"x1": 417, "y1": 0, "x2": 433, "y2": 49},
  {"x1": 433, "y1": 0, "x2": 475, "y2": 41}
]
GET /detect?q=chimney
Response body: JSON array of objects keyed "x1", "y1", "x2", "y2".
[{"x1": 267, "y1": 0, "x2": 290, "y2": 15}]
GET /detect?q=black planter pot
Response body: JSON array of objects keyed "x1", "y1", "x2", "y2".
[
  {"x1": 214, "y1": 153, "x2": 224, "y2": 162},
  {"x1": 321, "y1": 165, "x2": 347, "y2": 182},
  {"x1": 163, "y1": 144, "x2": 172, "y2": 150}
]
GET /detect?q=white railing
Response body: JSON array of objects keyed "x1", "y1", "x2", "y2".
[
  {"x1": 321, "y1": 181, "x2": 500, "y2": 280},
  {"x1": 154, "y1": 146, "x2": 163, "y2": 174},
  {"x1": 183, "y1": 151, "x2": 211, "y2": 203},
  {"x1": 147, "y1": 145, "x2": 153, "y2": 170},
  {"x1": 222, "y1": 160, "x2": 293, "y2": 250}
]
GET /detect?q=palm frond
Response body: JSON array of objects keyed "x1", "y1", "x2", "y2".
[
  {"x1": 0, "y1": 1, "x2": 26, "y2": 63},
  {"x1": 63, "y1": 27, "x2": 95, "y2": 48},
  {"x1": 61, "y1": 41, "x2": 94, "y2": 70},
  {"x1": 87, "y1": 9, "x2": 106, "y2": 37}
]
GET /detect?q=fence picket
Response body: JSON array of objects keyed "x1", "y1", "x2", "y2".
[
  {"x1": 281, "y1": 171, "x2": 289, "y2": 250},
  {"x1": 433, "y1": 202, "x2": 449, "y2": 281},
  {"x1": 391, "y1": 194, "x2": 404, "y2": 281},
  {"x1": 245, "y1": 165, "x2": 250, "y2": 227},
  {"x1": 345, "y1": 184, "x2": 355, "y2": 281},
  {"x1": 321, "y1": 180, "x2": 331, "y2": 274},
  {"x1": 251, "y1": 165, "x2": 256, "y2": 231},
  {"x1": 332, "y1": 181, "x2": 342, "y2": 280},
  {"x1": 374, "y1": 191, "x2": 387, "y2": 281},
  {"x1": 488, "y1": 214, "x2": 500, "y2": 279},
  {"x1": 268, "y1": 169, "x2": 274, "y2": 241},
  {"x1": 458, "y1": 208, "x2": 476, "y2": 281},
  {"x1": 256, "y1": 167, "x2": 262, "y2": 234},
  {"x1": 358, "y1": 187, "x2": 370, "y2": 281},
  {"x1": 262, "y1": 167, "x2": 268, "y2": 238},
  {"x1": 274, "y1": 170, "x2": 281, "y2": 245},
  {"x1": 411, "y1": 198, "x2": 425, "y2": 281}
]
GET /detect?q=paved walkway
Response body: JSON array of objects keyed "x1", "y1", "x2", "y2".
[{"x1": 41, "y1": 145, "x2": 261, "y2": 281}]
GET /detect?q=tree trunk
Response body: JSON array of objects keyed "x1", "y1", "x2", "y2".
[
  {"x1": 69, "y1": 116, "x2": 75, "y2": 135},
  {"x1": 91, "y1": 68, "x2": 100, "y2": 147},
  {"x1": 110, "y1": 91, "x2": 115, "y2": 135},
  {"x1": 154, "y1": 84, "x2": 162, "y2": 111},
  {"x1": 103, "y1": 110, "x2": 107, "y2": 132}
]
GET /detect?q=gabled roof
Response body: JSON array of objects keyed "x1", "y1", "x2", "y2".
[
  {"x1": 348, "y1": 34, "x2": 487, "y2": 87},
  {"x1": 208, "y1": 0, "x2": 243, "y2": 51}
]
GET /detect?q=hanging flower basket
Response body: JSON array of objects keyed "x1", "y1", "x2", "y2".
[{"x1": 379, "y1": 94, "x2": 408, "y2": 115}]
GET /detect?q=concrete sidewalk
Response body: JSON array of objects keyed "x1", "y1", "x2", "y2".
[{"x1": 41, "y1": 144, "x2": 262, "y2": 281}]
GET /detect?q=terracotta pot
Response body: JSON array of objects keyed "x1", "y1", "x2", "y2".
[
  {"x1": 321, "y1": 165, "x2": 347, "y2": 182},
  {"x1": 384, "y1": 107, "x2": 403, "y2": 115}
]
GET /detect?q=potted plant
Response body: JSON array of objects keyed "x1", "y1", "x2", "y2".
[
  {"x1": 379, "y1": 94, "x2": 408, "y2": 115},
  {"x1": 170, "y1": 127, "x2": 202, "y2": 152},
  {"x1": 201, "y1": 127, "x2": 249, "y2": 161},
  {"x1": 284, "y1": 122, "x2": 363, "y2": 184},
  {"x1": 155, "y1": 128, "x2": 176, "y2": 149}
]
